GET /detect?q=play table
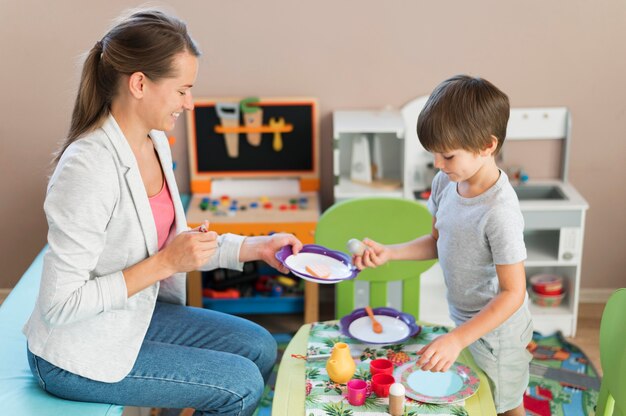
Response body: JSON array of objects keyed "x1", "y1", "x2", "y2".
[{"x1": 273, "y1": 321, "x2": 497, "y2": 415}]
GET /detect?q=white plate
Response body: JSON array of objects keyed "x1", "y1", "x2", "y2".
[
  {"x1": 348, "y1": 315, "x2": 411, "y2": 343},
  {"x1": 284, "y1": 252, "x2": 355, "y2": 284}
]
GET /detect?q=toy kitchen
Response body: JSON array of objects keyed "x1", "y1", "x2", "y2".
[
  {"x1": 498, "y1": 107, "x2": 588, "y2": 337},
  {"x1": 333, "y1": 99, "x2": 588, "y2": 337}
]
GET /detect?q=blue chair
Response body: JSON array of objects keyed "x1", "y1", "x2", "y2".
[{"x1": 0, "y1": 248, "x2": 123, "y2": 415}]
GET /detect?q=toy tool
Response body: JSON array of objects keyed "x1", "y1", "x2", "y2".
[
  {"x1": 269, "y1": 117, "x2": 286, "y2": 151},
  {"x1": 216, "y1": 102, "x2": 240, "y2": 158},
  {"x1": 240, "y1": 97, "x2": 263, "y2": 146}
]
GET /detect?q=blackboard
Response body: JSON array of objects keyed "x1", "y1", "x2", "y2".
[{"x1": 188, "y1": 99, "x2": 317, "y2": 176}]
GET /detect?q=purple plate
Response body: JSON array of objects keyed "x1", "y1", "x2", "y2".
[
  {"x1": 275, "y1": 244, "x2": 359, "y2": 284},
  {"x1": 339, "y1": 307, "x2": 421, "y2": 344}
]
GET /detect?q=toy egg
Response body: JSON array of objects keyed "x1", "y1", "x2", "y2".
[{"x1": 346, "y1": 238, "x2": 366, "y2": 256}]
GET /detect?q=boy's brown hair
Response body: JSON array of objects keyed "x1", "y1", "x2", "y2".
[{"x1": 417, "y1": 75, "x2": 510, "y2": 155}]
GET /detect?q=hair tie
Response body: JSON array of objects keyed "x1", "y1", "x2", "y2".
[{"x1": 95, "y1": 40, "x2": 103, "y2": 59}]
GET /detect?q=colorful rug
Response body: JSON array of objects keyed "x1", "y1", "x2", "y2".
[{"x1": 524, "y1": 331, "x2": 600, "y2": 416}]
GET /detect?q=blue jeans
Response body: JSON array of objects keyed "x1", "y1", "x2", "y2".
[{"x1": 27, "y1": 302, "x2": 277, "y2": 416}]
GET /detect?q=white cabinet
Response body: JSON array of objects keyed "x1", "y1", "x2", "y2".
[
  {"x1": 332, "y1": 110, "x2": 406, "y2": 200},
  {"x1": 332, "y1": 97, "x2": 433, "y2": 201},
  {"x1": 517, "y1": 181, "x2": 588, "y2": 336},
  {"x1": 419, "y1": 184, "x2": 589, "y2": 336},
  {"x1": 504, "y1": 107, "x2": 588, "y2": 337}
]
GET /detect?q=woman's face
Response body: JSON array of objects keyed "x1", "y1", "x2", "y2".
[{"x1": 142, "y1": 51, "x2": 198, "y2": 132}]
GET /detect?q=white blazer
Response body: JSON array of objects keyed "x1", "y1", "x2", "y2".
[{"x1": 24, "y1": 115, "x2": 245, "y2": 382}]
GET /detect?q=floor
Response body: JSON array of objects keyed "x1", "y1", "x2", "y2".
[{"x1": 567, "y1": 302, "x2": 605, "y2": 375}]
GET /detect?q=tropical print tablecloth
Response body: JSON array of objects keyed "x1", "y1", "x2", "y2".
[{"x1": 304, "y1": 320, "x2": 471, "y2": 416}]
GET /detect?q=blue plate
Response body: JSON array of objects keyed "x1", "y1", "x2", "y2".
[{"x1": 395, "y1": 360, "x2": 480, "y2": 404}]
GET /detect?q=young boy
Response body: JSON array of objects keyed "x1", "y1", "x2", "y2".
[{"x1": 354, "y1": 75, "x2": 533, "y2": 416}]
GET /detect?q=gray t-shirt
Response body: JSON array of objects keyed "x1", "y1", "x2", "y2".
[{"x1": 427, "y1": 170, "x2": 526, "y2": 324}]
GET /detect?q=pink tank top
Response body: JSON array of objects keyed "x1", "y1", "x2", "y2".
[{"x1": 148, "y1": 180, "x2": 175, "y2": 250}]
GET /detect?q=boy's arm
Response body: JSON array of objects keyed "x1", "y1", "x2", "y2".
[
  {"x1": 416, "y1": 261, "x2": 527, "y2": 372},
  {"x1": 357, "y1": 217, "x2": 438, "y2": 268},
  {"x1": 389, "y1": 216, "x2": 439, "y2": 261}
]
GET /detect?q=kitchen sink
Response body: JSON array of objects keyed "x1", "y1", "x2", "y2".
[{"x1": 513, "y1": 184, "x2": 568, "y2": 201}]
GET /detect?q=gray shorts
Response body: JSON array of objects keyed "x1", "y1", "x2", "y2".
[{"x1": 467, "y1": 304, "x2": 534, "y2": 413}]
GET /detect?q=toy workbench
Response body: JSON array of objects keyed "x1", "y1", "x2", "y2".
[{"x1": 185, "y1": 97, "x2": 320, "y2": 322}]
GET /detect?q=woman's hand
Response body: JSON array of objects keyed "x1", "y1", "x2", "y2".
[
  {"x1": 415, "y1": 332, "x2": 464, "y2": 373},
  {"x1": 352, "y1": 238, "x2": 392, "y2": 270},
  {"x1": 159, "y1": 229, "x2": 219, "y2": 275},
  {"x1": 239, "y1": 233, "x2": 303, "y2": 274}
]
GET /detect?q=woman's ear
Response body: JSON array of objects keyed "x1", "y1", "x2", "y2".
[
  {"x1": 128, "y1": 72, "x2": 146, "y2": 99},
  {"x1": 481, "y1": 135, "x2": 499, "y2": 157}
]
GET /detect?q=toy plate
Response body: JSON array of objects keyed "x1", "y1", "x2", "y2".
[
  {"x1": 395, "y1": 361, "x2": 480, "y2": 404},
  {"x1": 339, "y1": 307, "x2": 420, "y2": 344},
  {"x1": 275, "y1": 244, "x2": 359, "y2": 284}
]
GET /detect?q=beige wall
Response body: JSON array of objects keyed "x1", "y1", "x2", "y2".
[{"x1": 2, "y1": 0, "x2": 625, "y2": 290}]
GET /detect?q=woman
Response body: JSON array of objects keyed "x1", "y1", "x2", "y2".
[{"x1": 23, "y1": 9, "x2": 301, "y2": 415}]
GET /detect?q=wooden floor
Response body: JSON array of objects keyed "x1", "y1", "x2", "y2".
[
  {"x1": 0, "y1": 287, "x2": 604, "y2": 374},
  {"x1": 567, "y1": 302, "x2": 604, "y2": 376}
]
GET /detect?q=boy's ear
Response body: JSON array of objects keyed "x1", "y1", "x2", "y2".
[{"x1": 481, "y1": 135, "x2": 499, "y2": 156}]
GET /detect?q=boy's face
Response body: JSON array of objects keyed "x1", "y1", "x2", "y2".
[{"x1": 432, "y1": 148, "x2": 487, "y2": 183}]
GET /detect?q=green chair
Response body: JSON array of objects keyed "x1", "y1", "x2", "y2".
[
  {"x1": 315, "y1": 197, "x2": 436, "y2": 320},
  {"x1": 597, "y1": 288, "x2": 626, "y2": 416}
]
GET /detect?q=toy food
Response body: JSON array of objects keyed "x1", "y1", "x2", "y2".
[
  {"x1": 529, "y1": 274, "x2": 564, "y2": 295},
  {"x1": 346, "y1": 238, "x2": 366, "y2": 256},
  {"x1": 530, "y1": 290, "x2": 565, "y2": 307},
  {"x1": 305, "y1": 264, "x2": 331, "y2": 279}
]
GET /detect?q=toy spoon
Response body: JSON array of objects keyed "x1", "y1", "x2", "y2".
[{"x1": 365, "y1": 306, "x2": 383, "y2": 333}]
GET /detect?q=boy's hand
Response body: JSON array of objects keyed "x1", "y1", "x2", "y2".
[
  {"x1": 415, "y1": 332, "x2": 464, "y2": 373},
  {"x1": 353, "y1": 238, "x2": 391, "y2": 270}
]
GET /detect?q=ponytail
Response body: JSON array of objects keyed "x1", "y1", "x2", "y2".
[{"x1": 54, "y1": 41, "x2": 113, "y2": 163}]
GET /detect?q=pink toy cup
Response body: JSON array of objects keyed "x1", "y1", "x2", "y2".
[
  {"x1": 371, "y1": 373, "x2": 395, "y2": 398},
  {"x1": 347, "y1": 379, "x2": 368, "y2": 406},
  {"x1": 370, "y1": 358, "x2": 394, "y2": 376}
]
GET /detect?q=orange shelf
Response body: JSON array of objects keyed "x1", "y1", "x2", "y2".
[{"x1": 214, "y1": 124, "x2": 294, "y2": 134}]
